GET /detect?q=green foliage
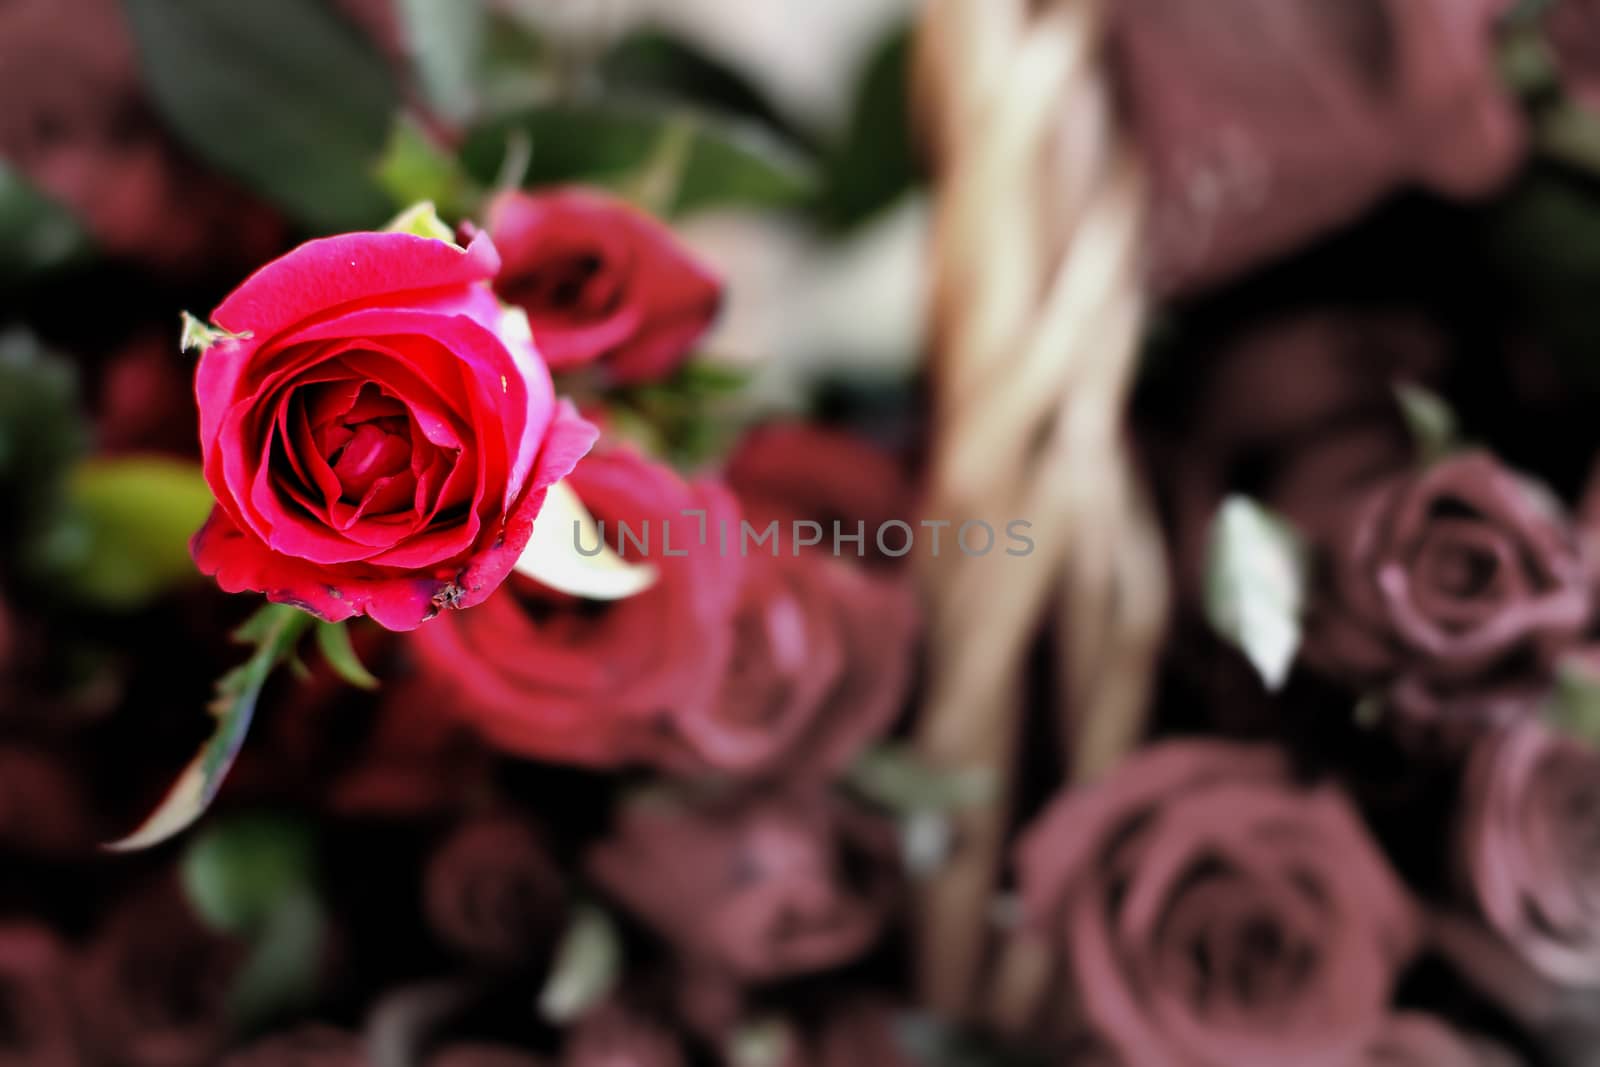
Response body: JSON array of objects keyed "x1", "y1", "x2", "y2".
[
  {"x1": 0, "y1": 164, "x2": 94, "y2": 286},
  {"x1": 815, "y1": 26, "x2": 921, "y2": 231},
  {"x1": 0, "y1": 330, "x2": 88, "y2": 577},
  {"x1": 374, "y1": 119, "x2": 481, "y2": 221},
  {"x1": 538, "y1": 902, "x2": 622, "y2": 1024},
  {"x1": 122, "y1": 0, "x2": 398, "y2": 231},
  {"x1": 55, "y1": 457, "x2": 213, "y2": 610},
  {"x1": 461, "y1": 103, "x2": 817, "y2": 217},
  {"x1": 396, "y1": 0, "x2": 487, "y2": 123},
  {"x1": 1204, "y1": 497, "x2": 1310, "y2": 691},
  {"x1": 314, "y1": 620, "x2": 379, "y2": 690}
]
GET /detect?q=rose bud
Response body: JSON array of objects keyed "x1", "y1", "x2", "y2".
[
  {"x1": 1117, "y1": 0, "x2": 1523, "y2": 295},
  {"x1": 587, "y1": 792, "x2": 898, "y2": 982},
  {"x1": 408, "y1": 448, "x2": 742, "y2": 767},
  {"x1": 423, "y1": 814, "x2": 566, "y2": 968},
  {"x1": 1015, "y1": 741, "x2": 1418, "y2": 1067},
  {"x1": 73, "y1": 876, "x2": 245, "y2": 1067},
  {"x1": 221, "y1": 1026, "x2": 368, "y2": 1067},
  {"x1": 1301, "y1": 452, "x2": 1592, "y2": 724},
  {"x1": 487, "y1": 189, "x2": 722, "y2": 386},
  {"x1": 725, "y1": 423, "x2": 917, "y2": 569},
  {"x1": 652, "y1": 552, "x2": 918, "y2": 783},
  {"x1": 1457, "y1": 722, "x2": 1600, "y2": 986},
  {"x1": 190, "y1": 229, "x2": 598, "y2": 631},
  {"x1": 562, "y1": 1001, "x2": 685, "y2": 1067},
  {"x1": 0, "y1": 924, "x2": 81, "y2": 1066},
  {"x1": 1356, "y1": 1014, "x2": 1520, "y2": 1067}
]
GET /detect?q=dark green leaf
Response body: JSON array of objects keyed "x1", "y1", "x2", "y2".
[
  {"x1": 1204, "y1": 497, "x2": 1308, "y2": 690},
  {"x1": 122, "y1": 0, "x2": 398, "y2": 231},
  {"x1": 108, "y1": 603, "x2": 316, "y2": 850},
  {"x1": 375, "y1": 118, "x2": 482, "y2": 220},
  {"x1": 460, "y1": 103, "x2": 817, "y2": 216},
  {"x1": 0, "y1": 164, "x2": 94, "y2": 285},
  {"x1": 0, "y1": 331, "x2": 87, "y2": 578},
  {"x1": 816, "y1": 26, "x2": 920, "y2": 231},
  {"x1": 56, "y1": 457, "x2": 214, "y2": 610},
  {"x1": 226, "y1": 889, "x2": 326, "y2": 1028},
  {"x1": 181, "y1": 814, "x2": 317, "y2": 934},
  {"x1": 1548, "y1": 662, "x2": 1600, "y2": 743},
  {"x1": 314, "y1": 620, "x2": 380, "y2": 690}
]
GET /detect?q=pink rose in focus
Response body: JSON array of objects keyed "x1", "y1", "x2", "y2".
[
  {"x1": 488, "y1": 189, "x2": 722, "y2": 385},
  {"x1": 408, "y1": 448, "x2": 742, "y2": 767},
  {"x1": 1302, "y1": 452, "x2": 1592, "y2": 724},
  {"x1": 587, "y1": 792, "x2": 899, "y2": 982},
  {"x1": 1015, "y1": 741, "x2": 1418, "y2": 1067},
  {"x1": 1117, "y1": 0, "x2": 1523, "y2": 295},
  {"x1": 1458, "y1": 722, "x2": 1600, "y2": 987}
]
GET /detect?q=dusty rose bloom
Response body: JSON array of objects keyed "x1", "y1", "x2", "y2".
[
  {"x1": 587, "y1": 792, "x2": 898, "y2": 982},
  {"x1": 1015, "y1": 741, "x2": 1418, "y2": 1067},
  {"x1": 1302, "y1": 452, "x2": 1592, "y2": 723},
  {"x1": 1458, "y1": 722, "x2": 1600, "y2": 986},
  {"x1": 1355, "y1": 1014, "x2": 1521, "y2": 1067},
  {"x1": 423, "y1": 814, "x2": 566, "y2": 968},
  {"x1": 563, "y1": 1002, "x2": 685, "y2": 1067},
  {"x1": 0, "y1": 924, "x2": 81, "y2": 1067},
  {"x1": 1116, "y1": 0, "x2": 1523, "y2": 295}
]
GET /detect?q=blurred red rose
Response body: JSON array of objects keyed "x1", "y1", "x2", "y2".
[
  {"x1": 1458, "y1": 722, "x2": 1600, "y2": 987},
  {"x1": 1302, "y1": 452, "x2": 1591, "y2": 723},
  {"x1": 1116, "y1": 0, "x2": 1523, "y2": 295},
  {"x1": 0, "y1": 746, "x2": 96, "y2": 855},
  {"x1": 96, "y1": 337, "x2": 199, "y2": 458},
  {"x1": 1356, "y1": 1014, "x2": 1520, "y2": 1067},
  {"x1": 423, "y1": 814, "x2": 566, "y2": 968},
  {"x1": 488, "y1": 189, "x2": 722, "y2": 385},
  {"x1": 408, "y1": 448, "x2": 741, "y2": 767},
  {"x1": 221, "y1": 1026, "x2": 368, "y2": 1067},
  {"x1": 587, "y1": 792, "x2": 898, "y2": 982},
  {"x1": 562, "y1": 1002, "x2": 685, "y2": 1067},
  {"x1": 0, "y1": 924, "x2": 81, "y2": 1067},
  {"x1": 1016, "y1": 741, "x2": 1418, "y2": 1067},
  {"x1": 0, "y1": 0, "x2": 285, "y2": 273},
  {"x1": 653, "y1": 552, "x2": 917, "y2": 782},
  {"x1": 190, "y1": 230, "x2": 596, "y2": 631},
  {"x1": 73, "y1": 876, "x2": 245, "y2": 1067},
  {"x1": 726, "y1": 423, "x2": 917, "y2": 569}
]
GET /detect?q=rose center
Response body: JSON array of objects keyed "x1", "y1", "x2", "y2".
[
  {"x1": 314, "y1": 383, "x2": 415, "y2": 504},
  {"x1": 1426, "y1": 539, "x2": 1499, "y2": 599}
]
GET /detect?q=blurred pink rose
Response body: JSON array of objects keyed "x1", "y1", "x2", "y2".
[
  {"x1": 0, "y1": 924, "x2": 81, "y2": 1067},
  {"x1": 1302, "y1": 452, "x2": 1591, "y2": 724},
  {"x1": 423, "y1": 814, "x2": 566, "y2": 968},
  {"x1": 1015, "y1": 741, "x2": 1418, "y2": 1067},
  {"x1": 1356, "y1": 1014, "x2": 1520, "y2": 1067},
  {"x1": 409, "y1": 448, "x2": 742, "y2": 768},
  {"x1": 1117, "y1": 0, "x2": 1523, "y2": 294},
  {"x1": 73, "y1": 876, "x2": 244, "y2": 1067},
  {"x1": 1459, "y1": 722, "x2": 1600, "y2": 986},
  {"x1": 562, "y1": 1002, "x2": 685, "y2": 1067},
  {"x1": 587, "y1": 792, "x2": 899, "y2": 982},
  {"x1": 652, "y1": 552, "x2": 918, "y2": 783},
  {"x1": 221, "y1": 1026, "x2": 368, "y2": 1067}
]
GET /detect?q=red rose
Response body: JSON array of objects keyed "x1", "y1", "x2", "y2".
[
  {"x1": 587, "y1": 792, "x2": 899, "y2": 982},
  {"x1": 652, "y1": 552, "x2": 918, "y2": 782},
  {"x1": 1117, "y1": 0, "x2": 1522, "y2": 295},
  {"x1": 487, "y1": 189, "x2": 722, "y2": 385},
  {"x1": 1016, "y1": 741, "x2": 1418, "y2": 1067},
  {"x1": 726, "y1": 423, "x2": 917, "y2": 568},
  {"x1": 1458, "y1": 722, "x2": 1600, "y2": 986},
  {"x1": 191, "y1": 230, "x2": 596, "y2": 631},
  {"x1": 0, "y1": 924, "x2": 80, "y2": 1067},
  {"x1": 74, "y1": 876, "x2": 245, "y2": 1067},
  {"x1": 408, "y1": 448, "x2": 741, "y2": 767},
  {"x1": 423, "y1": 814, "x2": 566, "y2": 967}
]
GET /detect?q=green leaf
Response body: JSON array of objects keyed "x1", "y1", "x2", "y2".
[
  {"x1": 374, "y1": 116, "x2": 480, "y2": 220},
  {"x1": 226, "y1": 889, "x2": 326, "y2": 1028},
  {"x1": 537, "y1": 902, "x2": 622, "y2": 1024},
  {"x1": 460, "y1": 102, "x2": 817, "y2": 217},
  {"x1": 816, "y1": 25, "x2": 920, "y2": 231},
  {"x1": 0, "y1": 330, "x2": 88, "y2": 578},
  {"x1": 1547, "y1": 662, "x2": 1600, "y2": 743},
  {"x1": 1394, "y1": 383, "x2": 1460, "y2": 464},
  {"x1": 382, "y1": 201, "x2": 457, "y2": 243},
  {"x1": 55, "y1": 457, "x2": 214, "y2": 610},
  {"x1": 846, "y1": 744, "x2": 995, "y2": 815},
  {"x1": 314, "y1": 620, "x2": 380, "y2": 690},
  {"x1": 396, "y1": 0, "x2": 486, "y2": 123},
  {"x1": 181, "y1": 813, "x2": 317, "y2": 933},
  {"x1": 108, "y1": 603, "x2": 316, "y2": 851},
  {"x1": 0, "y1": 163, "x2": 94, "y2": 285},
  {"x1": 1204, "y1": 496, "x2": 1309, "y2": 691},
  {"x1": 122, "y1": 0, "x2": 398, "y2": 231},
  {"x1": 179, "y1": 312, "x2": 252, "y2": 355}
]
